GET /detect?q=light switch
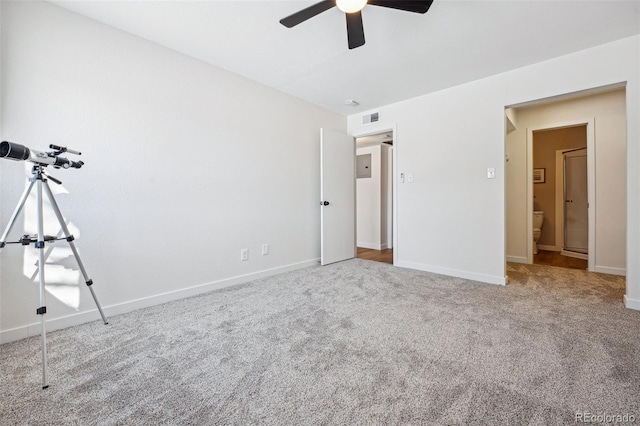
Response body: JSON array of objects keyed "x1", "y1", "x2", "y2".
[{"x1": 487, "y1": 168, "x2": 496, "y2": 179}]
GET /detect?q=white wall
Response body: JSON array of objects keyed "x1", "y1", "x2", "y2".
[
  {"x1": 506, "y1": 89, "x2": 627, "y2": 275},
  {"x1": 0, "y1": 1, "x2": 345, "y2": 342},
  {"x1": 347, "y1": 35, "x2": 640, "y2": 310},
  {"x1": 356, "y1": 143, "x2": 392, "y2": 250},
  {"x1": 356, "y1": 145, "x2": 381, "y2": 249}
]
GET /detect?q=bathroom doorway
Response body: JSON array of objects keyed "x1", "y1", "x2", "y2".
[
  {"x1": 505, "y1": 86, "x2": 627, "y2": 279},
  {"x1": 355, "y1": 131, "x2": 394, "y2": 265},
  {"x1": 533, "y1": 126, "x2": 588, "y2": 270}
]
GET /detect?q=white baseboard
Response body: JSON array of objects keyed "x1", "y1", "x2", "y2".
[
  {"x1": 396, "y1": 260, "x2": 506, "y2": 286},
  {"x1": 624, "y1": 295, "x2": 640, "y2": 311},
  {"x1": 357, "y1": 242, "x2": 383, "y2": 250},
  {"x1": 0, "y1": 258, "x2": 319, "y2": 344},
  {"x1": 561, "y1": 250, "x2": 588, "y2": 260},
  {"x1": 506, "y1": 256, "x2": 528, "y2": 264},
  {"x1": 593, "y1": 265, "x2": 626, "y2": 276},
  {"x1": 538, "y1": 245, "x2": 561, "y2": 252}
]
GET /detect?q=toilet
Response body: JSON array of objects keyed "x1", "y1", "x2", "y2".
[{"x1": 533, "y1": 211, "x2": 544, "y2": 254}]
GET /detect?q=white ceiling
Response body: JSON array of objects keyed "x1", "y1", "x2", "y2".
[
  {"x1": 51, "y1": 0, "x2": 640, "y2": 116},
  {"x1": 357, "y1": 131, "x2": 392, "y2": 147}
]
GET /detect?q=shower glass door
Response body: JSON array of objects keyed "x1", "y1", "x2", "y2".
[{"x1": 564, "y1": 149, "x2": 588, "y2": 254}]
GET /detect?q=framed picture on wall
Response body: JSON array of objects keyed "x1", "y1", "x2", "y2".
[{"x1": 533, "y1": 168, "x2": 546, "y2": 184}]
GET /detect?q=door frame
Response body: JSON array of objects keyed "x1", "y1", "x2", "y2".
[
  {"x1": 527, "y1": 119, "x2": 595, "y2": 270},
  {"x1": 352, "y1": 124, "x2": 398, "y2": 265}
]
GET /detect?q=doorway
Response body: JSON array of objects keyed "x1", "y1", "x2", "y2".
[
  {"x1": 355, "y1": 131, "x2": 394, "y2": 265},
  {"x1": 505, "y1": 85, "x2": 627, "y2": 300},
  {"x1": 532, "y1": 125, "x2": 588, "y2": 270}
]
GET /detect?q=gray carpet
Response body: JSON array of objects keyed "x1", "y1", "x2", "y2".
[{"x1": 1, "y1": 259, "x2": 638, "y2": 425}]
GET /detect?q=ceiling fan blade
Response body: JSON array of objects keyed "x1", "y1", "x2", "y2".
[
  {"x1": 346, "y1": 11, "x2": 365, "y2": 49},
  {"x1": 368, "y1": 0, "x2": 434, "y2": 14},
  {"x1": 280, "y1": 0, "x2": 336, "y2": 28}
]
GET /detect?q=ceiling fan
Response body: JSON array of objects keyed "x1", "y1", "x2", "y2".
[{"x1": 279, "y1": 0, "x2": 434, "y2": 50}]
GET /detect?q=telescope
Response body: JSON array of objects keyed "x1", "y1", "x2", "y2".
[
  {"x1": 0, "y1": 141, "x2": 84, "y2": 169},
  {"x1": 1, "y1": 139, "x2": 107, "y2": 389}
]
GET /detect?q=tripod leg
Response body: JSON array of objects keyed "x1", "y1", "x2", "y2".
[
  {"x1": 0, "y1": 180, "x2": 35, "y2": 246},
  {"x1": 42, "y1": 181, "x2": 109, "y2": 325},
  {"x1": 35, "y1": 179, "x2": 49, "y2": 389}
]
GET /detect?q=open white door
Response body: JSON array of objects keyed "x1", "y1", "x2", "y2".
[{"x1": 320, "y1": 128, "x2": 355, "y2": 265}]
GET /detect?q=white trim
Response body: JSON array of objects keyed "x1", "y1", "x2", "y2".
[
  {"x1": 0, "y1": 258, "x2": 319, "y2": 344},
  {"x1": 561, "y1": 250, "x2": 588, "y2": 260},
  {"x1": 506, "y1": 255, "x2": 528, "y2": 264},
  {"x1": 537, "y1": 244, "x2": 561, "y2": 252},
  {"x1": 527, "y1": 128, "x2": 533, "y2": 264},
  {"x1": 357, "y1": 242, "x2": 383, "y2": 250},
  {"x1": 386, "y1": 145, "x2": 393, "y2": 250},
  {"x1": 555, "y1": 149, "x2": 564, "y2": 252},
  {"x1": 624, "y1": 295, "x2": 640, "y2": 311},
  {"x1": 396, "y1": 260, "x2": 507, "y2": 286},
  {"x1": 594, "y1": 265, "x2": 626, "y2": 276},
  {"x1": 392, "y1": 125, "x2": 397, "y2": 266}
]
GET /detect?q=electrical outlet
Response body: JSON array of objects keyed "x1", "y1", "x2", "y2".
[
  {"x1": 240, "y1": 249, "x2": 249, "y2": 261},
  {"x1": 262, "y1": 243, "x2": 269, "y2": 256}
]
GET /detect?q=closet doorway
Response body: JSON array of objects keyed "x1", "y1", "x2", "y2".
[{"x1": 355, "y1": 131, "x2": 394, "y2": 265}]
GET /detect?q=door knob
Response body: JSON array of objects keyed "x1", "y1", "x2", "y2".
[{"x1": 320, "y1": 201, "x2": 330, "y2": 206}]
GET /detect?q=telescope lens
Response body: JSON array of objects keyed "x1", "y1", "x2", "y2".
[{"x1": 0, "y1": 141, "x2": 30, "y2": 161}]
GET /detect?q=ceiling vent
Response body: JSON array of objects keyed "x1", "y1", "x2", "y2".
[{"x1": 362, "y1": 112, "x2": 379, "y2": 125}]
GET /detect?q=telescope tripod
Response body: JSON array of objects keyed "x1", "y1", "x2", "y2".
[{"x1": 0, "y1": 165, "x2": 108, "y2": 389}]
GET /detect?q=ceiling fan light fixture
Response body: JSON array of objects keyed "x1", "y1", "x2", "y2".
[
  {"x1": 279, "y1": 0, "x2": 432, "y2": 49},
  {"x1": 336, "y1": 0, "x2": 368, "y2": 13}
]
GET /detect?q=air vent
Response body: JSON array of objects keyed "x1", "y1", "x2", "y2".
[{"x1": 362, "y1": 112, "x2": 379, "y2": 125}]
